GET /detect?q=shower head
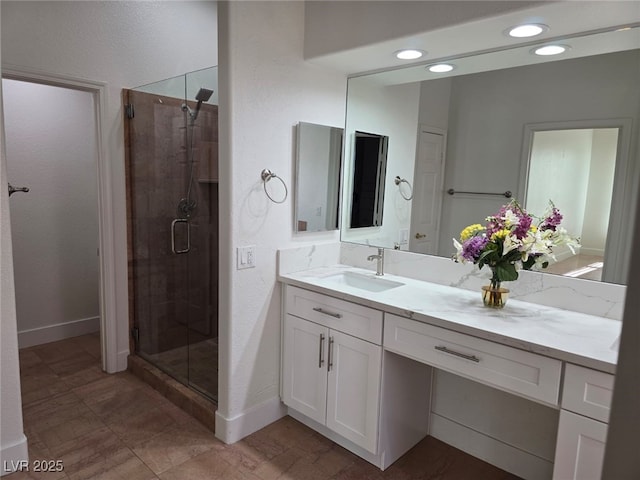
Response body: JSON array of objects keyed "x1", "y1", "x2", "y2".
[
  {"x1": 183, "y1": 87, "x2": 214, "y2": 123},
  {"x1": 195, "y1": 88, "x2": 214, "y2": 102}
]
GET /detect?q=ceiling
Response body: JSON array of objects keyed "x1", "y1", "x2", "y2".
[{"x1": 306, "y1": 1, "x2": 640, "y2": 80}]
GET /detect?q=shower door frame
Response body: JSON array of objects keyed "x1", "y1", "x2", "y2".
[
  {"x1": 2, "y1": 65, "x2": 119, "y2": 372},
  {"x1": 124, "y1": 84, "x2": 219, "y2": 400}
]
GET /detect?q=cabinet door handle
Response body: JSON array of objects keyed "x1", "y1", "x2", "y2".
[
  {"x1": 435, "y1": 345, "x2": 480, "y2": 363},
  {"x1": 312, "y1": 307, "x2": 342, "y2": 319},
  {"x1": 318, "y1": 334, "x2": 325, "y2": 368},
  {"x1": 328, "y1": 337, "x2": 335, "y2": 372}
]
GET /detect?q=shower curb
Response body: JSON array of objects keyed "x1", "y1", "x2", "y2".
[{"x1": 127, "y1": 354, "x2": 217, "y2": 433}]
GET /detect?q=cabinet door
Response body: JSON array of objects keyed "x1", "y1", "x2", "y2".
[
  {"x1": 282, "y1": 314, "x2": 328, "y2": 425},
  {"x1": 553, "y1": 410, "x2": 608, "y2": 480},
  {"x1": 326, "y1": 330, "x2": 382, "y2": 454}
]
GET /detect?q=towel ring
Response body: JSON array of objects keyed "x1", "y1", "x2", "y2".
[
  {"x1": 394, "y1": 176, "x2": 413, "y2": 200},
  {"x1": 261, "y1": 169, "x2": 288, "y2": 204}
]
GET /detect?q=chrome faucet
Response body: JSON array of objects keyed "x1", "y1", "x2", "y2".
[{"x1": 367, "y1": 247, "x2": 385, "y2": 276}]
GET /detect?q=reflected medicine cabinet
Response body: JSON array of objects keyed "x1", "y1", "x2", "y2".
[{"x1": 295, "y1": 122, "x2": 343, "y2": 233}]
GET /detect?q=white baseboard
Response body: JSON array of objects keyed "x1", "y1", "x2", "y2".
[
  {"x1": 430, "y1": 414, "x2": 553, "y2": 480},
  {"x1": 215, "y1": 396, "x2": 286, "y2": 444},
  {"x1": 0, "y1": 434, "x2": 28, "y2": 477},
  {"x1": 18, "y1": 316, "x2": 100, "y2": 349},
  {"x1": 579, "y1": 247, "x2": 605, "y2": 257},
  {"x1": 115, "y1": 349, "x2": 130, "y2": 373}
]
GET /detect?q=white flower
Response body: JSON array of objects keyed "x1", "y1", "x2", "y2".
[
  {"x1": 502, "y1": 234, "x2": 521, "y2": 256},
  {"x1": 452, "y1": 238, "x2": 465, "y2": 263},
  {"x1": 503, "y1": 209, "x2": 520, "y2": 227}
]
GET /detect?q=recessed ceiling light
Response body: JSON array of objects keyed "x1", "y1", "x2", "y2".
[
  {"x1": 506, "y1": 23, "x2": 548, "y2": 38},
  {"x1": 427, "y1": 63, "x2": 455, "y2": 73},
  {"x1": 395, "y1": 49, "x2": 425, "y2": 60},
  {"x1": 533, "y1": 44, "x2": 569, "y2": 56}
]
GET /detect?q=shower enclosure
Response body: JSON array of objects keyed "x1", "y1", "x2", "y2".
[{"x1": 124, "y1": 67, "x2": 218, "y2": 402}]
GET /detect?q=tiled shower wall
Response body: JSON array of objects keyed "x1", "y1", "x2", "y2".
[{"x1": 125, "y1": 90, "x2": 218, "y2": 355}]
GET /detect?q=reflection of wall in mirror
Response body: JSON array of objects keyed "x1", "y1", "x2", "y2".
[
  {"x1": 342, "y1": 80, "x2": 420, "y2": 249},
  {"x1": 433, "y1": 50, "x2": 639, "y2": 270},
  {"x1": 527, "y1": 128, "x2": 617, "y2": 261}
]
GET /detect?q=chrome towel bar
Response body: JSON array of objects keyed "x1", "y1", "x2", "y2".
[{"x1": 447, "y1": 188, "x2": 512, "y2": 198}]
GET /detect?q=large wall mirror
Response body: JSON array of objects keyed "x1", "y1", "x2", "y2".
[
  {"x1": 341, "y1": 25, "x2": 640, "y2": 285},
  {"x1": 295, "y1": 122, "x2": 343, "y2": 233}
]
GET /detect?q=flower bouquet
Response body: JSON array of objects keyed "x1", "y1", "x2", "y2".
[{"x1": 453, "y1": 200, "x2": 579, "y2": 307}]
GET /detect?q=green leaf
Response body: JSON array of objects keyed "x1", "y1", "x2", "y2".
[{"x1": 495, "y1": 263, "x2": 519, "y2": 282}]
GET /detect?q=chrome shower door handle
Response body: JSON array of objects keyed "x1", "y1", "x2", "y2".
[{"x1": 171, "y1": 218, "x2": 190, "y2": 254}]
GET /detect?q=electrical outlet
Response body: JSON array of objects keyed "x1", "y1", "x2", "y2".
[{"x1": 237, "y1": 245, "x2": 256, "y2": 270}]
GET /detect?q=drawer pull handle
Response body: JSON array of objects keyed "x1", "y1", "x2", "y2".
[
  {"x1": 318, "y1": 334, "x2": 325, "y2": 368},
  {"x1": 312, "y1": 307, "x2": 342, "y2": 319},
  {"x1": 435, "y1": 345, "x2": 480, "y2": 363},
  {"x1": 328, "y1": 337, "x2": 335, "y2": 372}
]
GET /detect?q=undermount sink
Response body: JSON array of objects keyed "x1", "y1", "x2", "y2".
[{"x1": 324, "y1": 271, "x2": 404, "y2": 293}]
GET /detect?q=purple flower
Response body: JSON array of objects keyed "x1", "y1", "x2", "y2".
[
  {"x1": 461, "y1": 235, "x2": 488, "y2": 261},
  {"x1": 541, "y1": 207, "x2": 563, "y2": 231},
  {"x1": 513, "y1": 214, "x2": 532, "y2": 239}
]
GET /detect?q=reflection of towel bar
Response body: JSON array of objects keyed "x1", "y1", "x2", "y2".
[
  {"x1": 394, "y1": 176, "x2": 413, "y2": 200},
  {"x1": 447, "y1": 188, "x2": 512, "y2": 198}
]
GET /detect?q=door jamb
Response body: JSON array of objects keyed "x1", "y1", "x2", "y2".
[{"x1": 2, "y1": 65, "x2": 119, "y2": 372}]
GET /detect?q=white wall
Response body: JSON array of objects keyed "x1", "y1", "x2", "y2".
[
  {"x1": 1, "y1": 0, "x2": 217, "y2": 370},
  {"x1": 583, "y1": 129, "x2": 617, "y2": 255},
  {"x1": 3, "y1": 80, "x2": 100, "y2": 347},
  {"x1": 418, "y1": 77, "x2": 451, "y2": 129},
  {"x1": 527, "y1": 129, "x2": 592, "y2": 242},
  {"x1": 216, "y1": 0, "x2": 346, "y2": 442},
  {"x1": 342, "y1": 78, "x2": 420, "y2": 250}
]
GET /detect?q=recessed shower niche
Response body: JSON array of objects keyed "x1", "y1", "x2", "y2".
[{"x1": 124, "y1": 66, "x2": 219, "y2": 402}]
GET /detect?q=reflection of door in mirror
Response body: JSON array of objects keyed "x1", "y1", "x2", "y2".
[
  {"x1": 295, "y1": 122, "x2": 343, "y2": 233},
  {"x1": 350, "y1": 131, "x2": 389, "y2": 228},
  {"x1": 524, "y1": 127, "x2": 619, "y2": 283},
  {"x1": 409, "y1": 127, "x2": 446, "y2": 254}
]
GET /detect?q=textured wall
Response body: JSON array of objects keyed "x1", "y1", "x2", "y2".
[{"x1": 217, "y1": 0, "x2": 346, "y2": 442}]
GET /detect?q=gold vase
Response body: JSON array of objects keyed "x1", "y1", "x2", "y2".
[{"x1": 481, "y1": 284, "x2": 509, "y2": 308}]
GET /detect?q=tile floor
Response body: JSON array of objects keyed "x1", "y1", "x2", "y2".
[{"x1": 9, "y1": 333, "x2": 520, "y2": 479}]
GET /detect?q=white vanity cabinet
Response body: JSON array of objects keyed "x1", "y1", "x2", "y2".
[
  {"x1": 282, "y1": 286, "x2": 383, "y2": 453},
  {"x1": 552, "y1": 364, "x2": 614, "y2": 480}
]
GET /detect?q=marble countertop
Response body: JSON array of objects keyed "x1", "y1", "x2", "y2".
[{"x1": 278, "y1": 265, "x2": 620, "y2": 374}]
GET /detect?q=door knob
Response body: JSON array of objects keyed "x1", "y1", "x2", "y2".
[{"x1": 415, "y1": 233, "x2": 426, "y2": 239}]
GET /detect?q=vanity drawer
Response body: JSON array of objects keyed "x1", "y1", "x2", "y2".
[
  {"x1": 384, "y1": 313, "x2": 562, "y2": 405},
  {"x1": 285, "y1": 285, "x2": 383, "y2": 344},
  {"x1": 562, "y1": 363, "x2": 614, "y2": 423}
]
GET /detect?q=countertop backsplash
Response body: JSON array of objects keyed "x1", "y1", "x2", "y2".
[{"x1": 278, "y1": 242, "x2": 626, "y2": 321}]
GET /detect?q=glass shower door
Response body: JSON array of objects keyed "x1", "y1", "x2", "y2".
[{"x1": 125, "y1": 67, "x2": 218, "y2": 402}]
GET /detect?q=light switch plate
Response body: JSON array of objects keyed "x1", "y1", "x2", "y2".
[{"x1": 237, "y1": 245, "x2": 256, "y2": 270}]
